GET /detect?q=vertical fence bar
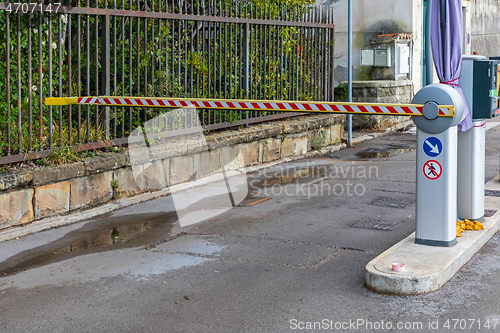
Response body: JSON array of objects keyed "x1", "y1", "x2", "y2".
[
  {"x1": 112, "y1": 9, "x2": 117, "y2": 139},
  {"x1": 270, "y1": 21, "x2": 276, "y2": 102},
  {"x1": 321, "y1": 9, "x2": 325, "y2": 101},
  {"x1": 151, "y1": 9, "x2": 155, "y2": 100},
  {"x1": 143, "y1": 16, "x2": 147, "y2": 98},
  {"x1": 128, "y1": 0, "x2": 132, "y2": 133},
  {"x1": 279, "y1": 26, "x2": 284, "y2": 99},
  {"x1": 237, "y1": 23, "x2": 241, "y2": 100},
  {"x1": 28, "y1": 13, "x2": 33, "y2": 151},
  {"x1": 301, "y1": 21, "x2": 306, "y2": 101},
  {"x1": 325, "y1": 8, "x2": 330, "y2": 100},
  {"x1": 102, "y1": 13, "x2": 111, "y2": 139},
  {"x1": 143, "y1": 16, "x2": 147, "y2": 124},
  {"x1": 198, "y1": 20, "x2": 204, "y2": 124},
  {"x1": 58, "y1": 14, "x2": 63, "y2": 146},
  {"x1": 218, "y1": 20, "x2": 223, "y2": 101},
  {"x1": 86, "y1": 9, "x2": 90, "y2": 143},
  {"x1": 77, "y1": 9, "x2": 82, "y2": 144},
  {"x1": 314, "y1": 10, "x2": 320, "y2": 100},
  {"x1": 258, "y1": 21, "x2": 262, "y2": 100},
  {"x1": 68, "y1": 14, "x2": 73, "y2": 145},
  {"x1": 121, "y1": 8, "x2": 125, "y2": 138},
  {"x1": 195, "y1": 20, "x2": 200, "y2": 98},
  {"x1": 314, "y1": 25, "x2": 319, "y2": 101},
  {"x1": 329, "y1": 8, "x2": 335, "y2": 101},
  {"x1": 48, "y1": 11, "x2": 53, "y2": 149},
  {"x1": 16, "y1": 13, "x2": 22, "y2": 153},
  {"x1": 223, "y1": 21, "x2": 227, "y2": 100},
  {"x1": 176, "y1": 17, "x2": 181, "y2": 96},
  {"x1": 228, "y1": 21, "x2": 232, "y2": 101},
  {"x1": 5, "y1": 11, "x2": 10, "y2": 155},
  {"x1": 307, "y1": 24, "x2": 312, "y2": 99},
  {"x1": 136, "y1": 14, "x2": 140, "y2": 97},
  {"x1": 38, "y1": 11, "x2": 43, "y2": 149},
  {"x1": 292, "y1": 21, "x2": 297, "y2": 100},
  {"x1": 318, "y1": 26, "x2": 324, "y2": 101},
  {"x1": 94, "y1": 3, "x2": 99, "y2": 136},
  {"x1": 247, "y1": 6, "x2": 252, "y2": 102},
  {"x1": 297, "y1": 8, "x2": 303, "y2": 100},
  {"x1": 262, "y1": 22, "x2": 267, "y2": 101},
  {"x1": 308, "y1": 17, "x2": 313, "y2": 99},
  {"x1": 242, "y1": 22, "x2": 249, "y2": 127},
  {"x1": 189, "y1": 20, "x2": 194, "y2": 97},
  {"x1": 212, "y1": 21, "x2": 216, "y2": 100},
  {"x1": 201, "y1": 20, "x2": 205, "y2": 98},
  {"x1": 188, "y1": 19, "x2": 193, "y2": 95},
  {"x1": 286, "y1": 22, "x2": 292, "y2": 101},
  {"x1": 312, "y1": 24, "x2": 317, "y2": 100},
  {"x1": 165, "y1": 18, "x2": 170, "y2": 97},
  {"x1": 170, "y1": 17, "x2": 174, "y2": 93},
  {"x1": 348, "y1": 0, "x2": 353, "y2": 145}
]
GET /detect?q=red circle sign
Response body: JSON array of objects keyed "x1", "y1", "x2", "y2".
[{"x1": 423, "y1": 160, "x2": 442, "y2": 180}]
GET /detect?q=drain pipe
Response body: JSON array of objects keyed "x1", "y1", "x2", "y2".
[
  {"x1": 425, "y1": 0, "x2": 433, "y2": 85},
  {"x1": 347, "y1": 0, "x2": 353, "y2": 145},
  {"x1": 440, "y1": 0, "x2": 447, "y2": 75}
]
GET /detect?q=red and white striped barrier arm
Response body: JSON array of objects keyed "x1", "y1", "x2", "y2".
[{"x1": 45, "y1": 96, "x2": 455, "y2": 117}]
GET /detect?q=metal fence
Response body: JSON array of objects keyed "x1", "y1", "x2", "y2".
[{"x1": 0, "y1": 0, "x2": 335, "y2": 165}]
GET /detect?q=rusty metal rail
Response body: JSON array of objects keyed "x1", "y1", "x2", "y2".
[{"x1": 0, "y1": 3, "x2": 334, "y2": 28}]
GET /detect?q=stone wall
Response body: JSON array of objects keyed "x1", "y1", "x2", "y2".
[
  {"x1": 0, "y1": 114, "x2": 345, "y2": 231},
  {"x1": 338, "y1": 80, "x2": 413, "y2": 129}
]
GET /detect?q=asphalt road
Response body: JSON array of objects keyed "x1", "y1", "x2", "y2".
[{"x1": 1, "y1": 118, "x2": 500, "y2": 333}]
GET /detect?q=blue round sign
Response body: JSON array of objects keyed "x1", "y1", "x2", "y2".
[{"x1": 423, "y1": 137, "x2": 442, "y2": 157}]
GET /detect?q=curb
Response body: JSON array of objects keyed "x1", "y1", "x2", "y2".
[{"x1": 365, "y1": 175, "x2": 500, "y2": 295}]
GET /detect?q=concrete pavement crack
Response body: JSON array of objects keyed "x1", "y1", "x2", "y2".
[
  {"x1": 185, "y1": 232, "x2": 340, "y2": 250},
  {"x1": 141, "y1": 232, "x2": 376, "y2": 256},
  {"x1": 372, "y1": 189, "x2": 415, "y2": 195},
  {"x1": 339, "y1": 247, "x2": 376, "y2": 254},
  {"x1": 149, "y1": 247, "x2": 343, "y2": 270},
  {"x1": 141, "y1": 232, "x2": 376, "y2": 269}
]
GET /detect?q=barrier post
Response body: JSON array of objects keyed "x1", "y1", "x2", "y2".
[{"x1": 412, "y1": 84, "x2": 465, "y2": 246}]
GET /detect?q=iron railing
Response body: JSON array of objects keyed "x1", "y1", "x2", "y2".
[{"x1": 0, "y1": 0, "x2": 335, "y2": 165}]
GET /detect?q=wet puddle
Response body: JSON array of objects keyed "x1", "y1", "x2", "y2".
[
  {"x1": 355, "y1": 146, "x2": 413, "y2": 159},
  {"x1": 0, "y1": 212, "x2": 178, "y2": 277},
  {"x1": 249, "y1": 166, "x2": 328, "y2": 188}
]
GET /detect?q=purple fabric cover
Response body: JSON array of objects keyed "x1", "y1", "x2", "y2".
[{"x1": 431, "y1": 0, "x2": 472, "y2": 132}]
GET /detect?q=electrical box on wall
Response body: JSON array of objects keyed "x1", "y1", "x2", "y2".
[
  {"x1": 374, "y1": 48, "x2": 391, "y2": 67},
  {"x1": 361, "y1": 49, "x2": 374, "y2": 66},
  {"x1": 361, "y1": 33, "x2": 413, "y2": 80},
  {"x1": 361, "y1": 49, "x2": 393, "y2": 67},
  {"x1": 396, "y1": 44, "x2": 410, "y2": 75}
]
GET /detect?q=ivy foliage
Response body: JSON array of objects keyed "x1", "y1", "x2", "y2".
[{"x1": 0, "y1": 0, "x2": 333, "y2": 158}]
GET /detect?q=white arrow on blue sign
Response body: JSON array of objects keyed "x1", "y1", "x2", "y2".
[{"x1": 423, "y1": 137, "x2": 443, "y2": 157}]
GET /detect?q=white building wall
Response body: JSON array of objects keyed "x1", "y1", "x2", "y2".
[{"x1": 470, "y1": 0, "x2": 500, "y2": 58}]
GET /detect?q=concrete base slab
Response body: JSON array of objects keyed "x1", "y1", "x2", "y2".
[{"x1": 365, "y1": 175, "x2": 500, "y2": 295}]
